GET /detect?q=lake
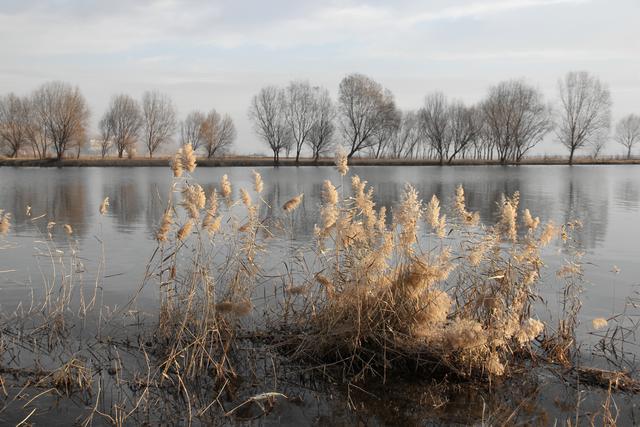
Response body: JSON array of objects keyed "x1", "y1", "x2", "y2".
[
  {"x1": 1, "y1": 164, "x2": 639, "y2": 424},
  {"x1": 1, "y1": 165, "x2": 638, "y2": 314}
]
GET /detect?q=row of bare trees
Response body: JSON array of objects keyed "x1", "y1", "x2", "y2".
[
  {"x1": 0, "y1": 82, "x2": 90, "y2": 160},
  {"x1": 1, "y1": 73, "x2": 638, "y2": 162},
  {"x1": 249, "y1": 82, "x2": 335, "y2": 164},
  {"x1": 0, "y1": 83, "x2": 236, "y2": 159},
  {"x1": 249, "y1": 72, "x2": 638, "y2": 164},
  {"x1": 99, "y1": 92, "x2": 236, "y2": 159},
  {"x1": 179, "y1": 110, "x2": 236, "y2": 159}
]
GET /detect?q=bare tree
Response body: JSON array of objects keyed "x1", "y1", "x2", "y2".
[
  {"x1": 249, "y1": 86, "x2": 291, "y2": 165},
  {"x1": 283, "y1": 81, "x2": 317, "y2": 163},
  {"x1": 201, "y1": 109, "x2": 236, "y2": 159},
  {"x1": 380, "y1": 111, "x2": 419, "y2": 159},
  {"x1": 142, "y1": 90, "x2": 177, "y2": 158},
  {"x1": 98, "y1": 115, "x2": 113, "y2": 158},
  {"x1": 69, "y1": 124, "x2": 87, "y2": 159},
  {"x1": 557, "y1": 71, "x2": 611, "y2": 164},
  {"x1": 24, "y1": 97, "x2": 49, "y2": 159},
  {"x1": 419, "y1": 92, "x2": 450, "y2": 165},
  {"x1": 370, "y1": 107, "x2": 401, "y2": 158},
  {"x1": 180, "y1": 111, "x2": 206, "y2": 152},
  {"x1": 482, "y1": 80, "x2": 552, "y2": 164},
  {"x1": 447, "y1": 103, "x2": 483, "y2": 163},
  {"x1": 338, "y1": 73, "x2": 397, "y2": 158},
  {"x1": 306, "y1": 87, "x2": 335, "y2": 162},
  {"x1": 590, "y1": 136, "x2": 607, "y2": 160},
  {"x1": 31, "y1": 81, "x2": 90, "y2": 160},
  {"x1": 614, "y1": 114, "x2": 640, "y2": 159},
  {"x1": 102, "y1": 94, "x2": 143, "y2": 158},
  {"x1": 0, "y1": 93, "x2": 30, "y2": 157}
]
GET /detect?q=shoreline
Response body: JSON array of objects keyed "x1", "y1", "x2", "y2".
[{"x1": 1, "y1": 156, "x2": 639, "y2": 167}]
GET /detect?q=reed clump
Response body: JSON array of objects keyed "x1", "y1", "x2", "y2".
[
  {"x1": 145, "y1": 145, "x2": 269, "y2": 406},
  {"x1": 288, "y1": 167, "x2": 567, "y2": 381}
]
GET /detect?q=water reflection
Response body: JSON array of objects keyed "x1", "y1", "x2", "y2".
[
  {"x1": 0, "y1": 165, "x2": 638, "y2": 294},
  {"x1": 616, "y1": 179, "x2": 640, "y2": 211},
  {"x1": 561, "y1": 173, "x2": 609, "y2": 251}
]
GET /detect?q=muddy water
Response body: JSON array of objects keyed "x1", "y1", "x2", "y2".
[{"x1": 1, "y1": 164, "x2": 640, "y2": 424}]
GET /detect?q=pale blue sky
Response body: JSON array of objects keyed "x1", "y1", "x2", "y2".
[{"x1": 1, "y1": 0, "x2": 639, "y2": 155}]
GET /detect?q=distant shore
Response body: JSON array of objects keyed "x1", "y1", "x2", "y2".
[{"x1": 1, "y1": 156, "x2": 639, "y2": 167}]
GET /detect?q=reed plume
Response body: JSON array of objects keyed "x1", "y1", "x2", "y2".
[
  {"x1": 181, "y1": 183, "x2": 206, "y2": 219},
  {"x1": 335, "y1": 147, "x2": 349, "y2": 176},
  {"x1": 182, "y1": 143, "x2": 197, "y2": 172},
  {"x1": 99, "y1": 197, "x2": 109, "y2": 215},
  {"x1": 252, "y1": 170, "x2": 264, "y2": 194},
  {"x1": 283, "y1": 194, "x2": 303, "y2": 212},
  {"x1": 0, "y1": 210, "x2": 10, "y2": 235},
  {"x1": 157, "y1": 210, "x2": 174, "y2": 242},
  {"x1": 170, "y1": 148, "x2": 183, "y2": 178},
  {"x1": 592, "y1": 317, "x2": 608, "y2": 330},
  {"x1": 176, "y1": 219, "x2": 193, "y2": 241},
  {"x1": 220, "y1": 174, "x2": 232, "y2": 200}
]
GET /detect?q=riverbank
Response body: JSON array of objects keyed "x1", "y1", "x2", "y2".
[{"x1": 1, "y1": 155, "x2": 639, "y2": 167}]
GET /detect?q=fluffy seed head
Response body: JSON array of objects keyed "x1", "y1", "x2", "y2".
[
  {"x1": 252, "y1": 170, "x2": 264, "y2": 194},
  {"x1": 202, "y1": 214, "x2": 222, "y2": 235},
  {"x1": 182, "y1": 143, "x2": 197, "y2": 172},
  {"x1": 170, "y1": 148, "x2": 183, "y2": 178},
  {"x1": 454, "y1": 185, "x2": 479, "y2": 226},
  {"x1": 335, "y1": 148, "x2": 349, "y2": 176},
  {"x1": 220, "y1": 174, "x2": 232, "y2": 199},
  {"x1": 0, "y1": 211, "x2": 11, "y2": 235},
  {"x1": 283, "y1": 194, "x2": 303, "y2": 212},
  {"x1": 99, "y1": 197, "x2": 110, "y2": 215},
  {"x1": 157, "y1": 210, "x2": 174, "y2": 242},
  {"x1": 177, "y1": 220, "x2": 193, "y2": 241},
  {"x1": 425, "y1": 195, "x2": 447, "y2": 238},
  {"x1": 592, "y1": 317, "x2": 608, "y2": 330},
  {"x1": 181, "y1": 184, "x2": 206, "y2": 219},
  {"x1": 63, "y1": 224, "x2": 73, "y2": 235},
  {"x1": 321, "y1": 180, "x2": 338, "y2": 205},
  {"x1": 240, "y1": 188, "x2": 252, "y2": 207},
  {"x1": 523, "y1": 208, "x2": 540, "y2": 230},
  {"x1": 539, "y1": 222, "x2": 556, "y2": 246},
  {"x1": 515, "y1": 318, "x2": 544, "y2": 345}
]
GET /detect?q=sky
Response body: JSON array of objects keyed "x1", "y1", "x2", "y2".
[{"x1": 1, "y1": 0, "x2": 639, "y2": 155}]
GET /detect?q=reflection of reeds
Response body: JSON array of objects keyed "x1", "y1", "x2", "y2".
[{"x1": 0, "y1": 209, "x2": 11, "y2": 235}]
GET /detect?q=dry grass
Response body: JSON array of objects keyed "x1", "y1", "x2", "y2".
[{"x1": 279, "y1": 165, "x2": 566, "y2": 381}]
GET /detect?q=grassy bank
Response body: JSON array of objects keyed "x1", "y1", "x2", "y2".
[{"x1": 1, "y1": 155, "x2": 639, "y2": 167}]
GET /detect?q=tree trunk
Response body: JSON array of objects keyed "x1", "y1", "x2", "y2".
[
  {"x1": 569, "y1": 147, "x2": 575, "y2": 165},
  {"x1": 628, "y1": 146, "x2": 632, "y2": 160}
]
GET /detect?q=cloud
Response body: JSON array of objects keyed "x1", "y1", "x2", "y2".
[
  {"x1": 407, "y1": 0, "x2": 590, "y2": 23},
  {"x1": 0, "y1": 0, "x2": 593, "y2": 55}
]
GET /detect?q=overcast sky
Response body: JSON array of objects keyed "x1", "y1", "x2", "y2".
[{"x1": 1, "y1": 0, "x2": 639, "y2": 155}]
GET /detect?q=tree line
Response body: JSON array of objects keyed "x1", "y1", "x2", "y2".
[
  {"x1": 0, "y1": 82, "x2": 236, "y2": 160},
  {"x1": 1, "y1": 72, "x2": 639, "y2": 163},
  {"x1": 249, "y1": 71, "x2": 639, "y2": 165}
]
